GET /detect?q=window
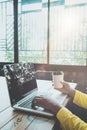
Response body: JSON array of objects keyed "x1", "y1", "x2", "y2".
[
  {"x1": 0, "y1": 0, "x2": 87, "y2": 65},
  {"x1": 49, "y1": 0, "x2": 87, "y2": 65},
  {"x1": 0, "y1": 0, "x2": 14, "y2": 62},
  {"x1": 18, "y1": 0, "x2": 48, "y2": 63},
  {"x1": 18, "y1": 0, "x2": 87, "y2": 65}
]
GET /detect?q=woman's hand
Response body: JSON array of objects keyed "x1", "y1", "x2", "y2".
[
  {"x1": 32, "y1": 96, "x2": 62, "y2": 114},
  {"x1": 55, "y1": 81, "x2": 76, "y2": 97}
]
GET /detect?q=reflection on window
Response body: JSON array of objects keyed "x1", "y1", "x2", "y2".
[
  {"x1": 18, "y1": 0, "x2": 87, "y2": 65},
  {"x1": 0, "y1": 0, "x2": 14, "y2": 62}
]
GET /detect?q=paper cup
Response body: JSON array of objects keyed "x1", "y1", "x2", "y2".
[{"x1": 52, "y1": 71, "x2": 64, "y2": 88}]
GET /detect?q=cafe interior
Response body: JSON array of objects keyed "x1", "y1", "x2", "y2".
[{"x1": 0, "y1": 0, "x2": 87, "y2": 130}]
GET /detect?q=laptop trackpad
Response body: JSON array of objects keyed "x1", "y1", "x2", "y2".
[{"x1": 33, "y1": 105, "x2": 44, "y2": 111}]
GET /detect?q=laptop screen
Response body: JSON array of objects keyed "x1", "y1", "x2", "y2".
[{"x1": 4, "y1": 63, "x2": 37, "y2": 105}]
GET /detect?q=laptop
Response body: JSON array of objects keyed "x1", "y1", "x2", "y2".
[{"x1": 4, "y1": 63, "x2": 76, "y2": 118}]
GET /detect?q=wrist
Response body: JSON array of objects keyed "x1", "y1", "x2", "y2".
[
  {"x1": 68, "y1": 89, "x2": 76, "y2": 98},
  {"x1": 53, "y1": 104, "x2": 62, "y2": 114}
]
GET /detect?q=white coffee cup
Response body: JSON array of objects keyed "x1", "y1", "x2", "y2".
[{"x1": 52, "y1": 71, "x2": 64, "y2": 88}]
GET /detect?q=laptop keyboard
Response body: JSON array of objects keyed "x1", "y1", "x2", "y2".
[
  {"x1": 19, "y1": 89, "x2": 67, "y2": 109},
  {"x1": 19, "y1": 90, "x2": 54, "y2": 109},
  {"x1": 19, "y1": 96, "x2": 35, "y2": 109}
]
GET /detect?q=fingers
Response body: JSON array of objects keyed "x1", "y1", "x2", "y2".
[
  {"x1": 55, "y1": 87, "x2": 63, "y2": 91},
  {"x1": 32, "y1": 95, "x2": 51, "y2": 109},
  {"x1": 54, "y1": 81, "x2": 70, "y2": 95},
  {"x1": 32, "y1": 96, "x2": 44, "y2": 107},
  {"x1": 60, "y1": 81, "x2": 68, "y2": 85}
]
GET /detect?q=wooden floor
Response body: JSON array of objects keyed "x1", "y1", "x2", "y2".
[{"x1": 0, "y1": 77, "x2": 55, "y2": 130}]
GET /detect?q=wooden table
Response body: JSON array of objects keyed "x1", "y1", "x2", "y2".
[{"x1": 0, "y1": 77, "x2": 76, "y2": 130}]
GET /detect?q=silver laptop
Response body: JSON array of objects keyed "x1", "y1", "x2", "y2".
[{"x1": 4, "y1": 63, "x2": 70, "y2": 118}]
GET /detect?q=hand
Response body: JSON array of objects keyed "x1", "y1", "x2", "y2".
[
  {"x1": 55, "y1": 81, "x2": 75, "y2": 97},
  {"x1": 32, "y1": 96, "x2": 62, "y2": 114}
]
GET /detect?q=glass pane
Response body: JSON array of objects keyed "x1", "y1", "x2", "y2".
[
  {"x1": 0, "y1": 0, "x2": 14, "y2": 62},
  {"x1": 18, "y1": 0, "x2": 48, "y2": 63},
  {"x1": 49, "y1": 0, "x2": 87, "y2": 65}
]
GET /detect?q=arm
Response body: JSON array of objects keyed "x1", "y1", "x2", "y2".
[
  {"x1": 56, "y1": 81, "x2": 87, "y2": 109},
  {"x1": 57, "y1": 107, "x2": 87, "y2": 130},
  {"x1": 73, "y1": 90, "x2": 87, "y2": 109},
  {"x1": 32, "y1": 96, "x2": 87, "y2": 130},
  {"x1": 32, "y1": 82, "x2": 87, "y2": 130},
  {"x1": 56, "y1": 82, "x2": 87, "y2": 130}
]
